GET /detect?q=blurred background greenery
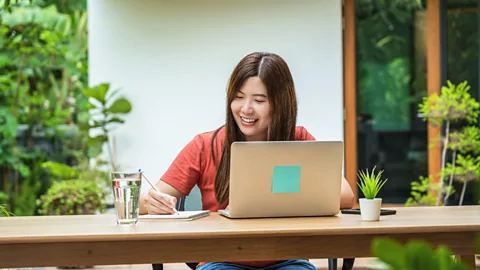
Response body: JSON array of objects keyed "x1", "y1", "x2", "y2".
[{"x1": 0, "y1": 0, "x2": 132, "y2": 216}]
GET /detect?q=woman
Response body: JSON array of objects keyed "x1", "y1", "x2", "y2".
[{"x1": 140, "y1": 52, "x2": 354, "y2": 270}]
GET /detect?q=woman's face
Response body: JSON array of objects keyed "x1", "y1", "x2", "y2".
[{"x1": 230, "y1": 77, "x2": 271, "y2": 141}]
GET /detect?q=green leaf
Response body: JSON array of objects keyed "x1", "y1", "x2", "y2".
[
  {"x1": 87, "y1": 99, "x2": 99, "y2": 110},
  {"x1": 16, "y1": 164, "x2": 30, "y2": 177},
  {"x1": 436, "y1": 246, "x2": 454, "y2": 270},
  {"x1": 0, "y1": 192, "x2": 8, "y2": 204},
  {"x1": 88, "y1": 144, "x2": 103, "y2": 158},
  {"x1": 81, "y1": 83, "x2": 110, "y2": 104},
  {"x1": 4, "y1": 0, "x2": 11, "y2": 10},
  {"x1": 107, "y1": 98, "x2": 132, "y2": 114},
  {"x1": 107, "y1": 116, "x2": 125, "y2": 125},
  {"x1": 88, "y1": 135, "x2": 107, "y2": 147},
  {"x1": 404, "y1": 241, "x2": 437, "y2": 270},
  {"x1": 41, "y1": 161, "x2": 79, "y2": 179},
  {"x1": 0, "y1": 108, "x2": 18, "y2": 138},
  {"x1": 373, "y1": 238, "x2": 473, "y2": 270},
  {"x1": 89, "y1": 120, "x2": 105, "y2": 129},
  {"x1": 106, "y1": 87, "x2": 121, "y2": 101},
  {"x1": 0, "y1": 53, "x2": 12, "y2": 68},
  {"x1": 87, "y1": 135, "x2": 107, "y2": 157},
  {"x1": 372, "y1": 238, "x2": 406, "y2": 269}
]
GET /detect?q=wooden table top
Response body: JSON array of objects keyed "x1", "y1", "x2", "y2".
[{"x1": 1, "y1": 205, "x2": 479, "y2": 244}]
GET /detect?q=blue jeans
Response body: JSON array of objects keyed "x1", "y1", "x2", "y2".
[{"x1": 197, "y1": 259, "x2": 317, "y2": 270}]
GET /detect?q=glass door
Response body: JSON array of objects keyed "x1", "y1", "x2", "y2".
[
  {"x1": 355, "y1": 0, "x2": 429, "y2": 203},
  {"x1": 444, "y1": 0, "x2": 479, "y2": 205}
]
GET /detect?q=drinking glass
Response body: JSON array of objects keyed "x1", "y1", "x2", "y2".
[{"x1": 111, "y1": 172, "x2": 142, "y2": 225}]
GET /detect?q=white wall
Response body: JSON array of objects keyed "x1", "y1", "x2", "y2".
[{"x1": 88, "y1": 0, "x2": 344, "y2": 195}]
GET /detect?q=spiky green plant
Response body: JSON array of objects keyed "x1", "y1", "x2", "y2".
[{"x1": 357, "y1": 166, "x2": 388, "y2": 199}]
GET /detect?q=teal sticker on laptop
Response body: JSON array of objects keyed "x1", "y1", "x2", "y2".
[{"x1": 271, "y1": 165, "x2": 301, "y2": 193}]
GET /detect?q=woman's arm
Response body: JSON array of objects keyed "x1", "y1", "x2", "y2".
[
  {"x1": 139, "y1": 180, "x2": 185, "y2": 215},
  {"x1": 340, "y1": 176, "x2": 355, "y2": 209},
  {"x1": 139, "y1": 134, "x2": 204, "y2": 215}
]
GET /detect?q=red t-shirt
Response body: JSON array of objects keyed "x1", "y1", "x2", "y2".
[{"x1": 161, "y1": 126, "x2": 316, "y2": 268}]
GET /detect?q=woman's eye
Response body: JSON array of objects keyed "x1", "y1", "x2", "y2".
[
  {"x1": 236, "y1": 96, "x2": 243, "y2": 99},
  {"x1": 255, "y1": 100, "x2": 266, "y2": 103}
]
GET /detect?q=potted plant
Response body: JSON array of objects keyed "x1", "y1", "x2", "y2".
[{"x1": 357, "y1": 166, "x2": 388, "y2": 221}]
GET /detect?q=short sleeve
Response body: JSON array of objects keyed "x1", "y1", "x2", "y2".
[
  {"x1": 160, "y1": 135, "x2": 204, "y2": 196},
  {"x1": 295, "y1": 126, "x2": 316, "y2": 141}
]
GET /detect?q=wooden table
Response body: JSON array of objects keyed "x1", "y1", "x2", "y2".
[{"x1": 0, "y1": 206, "x2": 479, "y2": 269}]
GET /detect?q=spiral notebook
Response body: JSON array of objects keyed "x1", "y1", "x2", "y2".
[{"x1": 138, "y1": 210, "x2": 210, "y2": 221}]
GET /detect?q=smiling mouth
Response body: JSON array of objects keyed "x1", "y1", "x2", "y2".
[{"x1": 240, "y1": 116, "x2": 258, "y2": 123}]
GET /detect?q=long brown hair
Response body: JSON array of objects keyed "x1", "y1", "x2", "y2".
[{"x1": 212, "y1": 52, "x2": 298, "y2": 205}]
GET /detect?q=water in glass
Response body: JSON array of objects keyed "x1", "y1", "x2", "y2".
[{"x1": 111, "y1": 172, "x2": 142, "y2": 225}]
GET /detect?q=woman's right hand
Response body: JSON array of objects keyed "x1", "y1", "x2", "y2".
[{"x1": 144, "y1": 189, "x2": 178, "y2": 215}]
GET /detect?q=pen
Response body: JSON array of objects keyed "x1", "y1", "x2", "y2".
[{"x1": 139, "y1": 169, "x2": 179, "y2": 215}]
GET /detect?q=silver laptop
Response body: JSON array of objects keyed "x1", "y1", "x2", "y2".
[{"x1": 218, "y1": 140, "x2": 344, "y2": 219}]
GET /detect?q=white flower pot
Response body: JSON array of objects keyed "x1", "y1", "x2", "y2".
[{"x1": 359, "y1": 198, "x2": 382, "y2": 221}]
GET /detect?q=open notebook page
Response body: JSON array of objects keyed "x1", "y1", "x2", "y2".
[{"x1": 138, "y1": 210, "x2": 210, "y2": 220}]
